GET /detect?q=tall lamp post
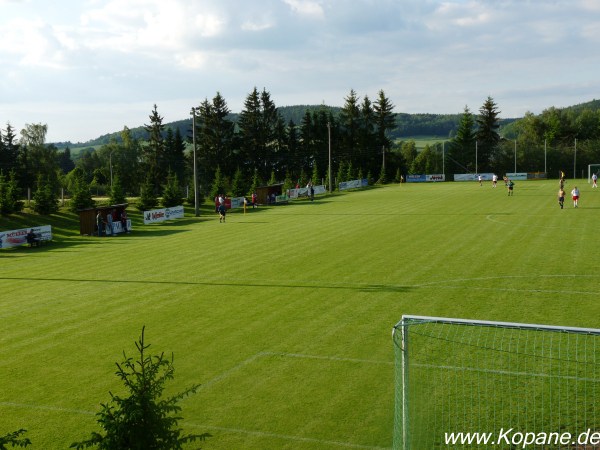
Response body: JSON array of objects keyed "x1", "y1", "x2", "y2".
[
  {"x1": 109, "y1": 151, "x2": 113, "y2": 189},
  {"x1": 514, "y1": 139, "x2": 517, "y2": 174},
  {"x1": 327, "y1": 121, "x2": 332, "y2": 193},
  {"x1": 191, "y1": 107, "x2": 199, "y2": 217}
]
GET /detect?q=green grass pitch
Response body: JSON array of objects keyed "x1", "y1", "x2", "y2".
[{"x1": 1, "y1": 179, "x2": 599, "y2": 449}]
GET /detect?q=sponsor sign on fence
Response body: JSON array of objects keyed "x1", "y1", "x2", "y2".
[
  {"x1": 454, "y1": 173, "x2": 495, "y2": 182},
  {"x1": 143, "y1": 205, "x2": 185, "y2": 224},
  {"x1": 505, "y1": 172, "x2": 529, "y2": 181},
  {"x1": 407, "y1": 174, "x2": 446, "y2": 182},
  {"x1": 339, "y1": 179, "x2": 368, "y2": 191},
  {"x1": 105, "y1": 220, "x2": 132, "y2": 235},
  {"x1": 0, "y1": 225, "x2": 52, "y2": 249},
  {"x1": 230, "y1": 197, "x2": 245, "y2": 209},
  {"x1": 288, "y1": 185, "x2": 326, "y2": 199}
]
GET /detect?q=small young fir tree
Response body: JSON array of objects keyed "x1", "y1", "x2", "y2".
[{"x1": 71, "y1": 327, "x2": 210, "y2": 450}]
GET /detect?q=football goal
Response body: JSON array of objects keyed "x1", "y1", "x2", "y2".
[
  {"x1": 393, "y1": 315, "x2": 600, "y2": 449},
  {"x1": 588, "y1": 164, "x2": 600, "y2": 183}
]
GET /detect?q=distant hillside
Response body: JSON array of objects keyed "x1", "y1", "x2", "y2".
[{"x1": 55, "y1": 104, "x2": 524, "y2": 152}]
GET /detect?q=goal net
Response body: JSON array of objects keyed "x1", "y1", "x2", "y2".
[
  {"x1": 393, "y1": 315, "x2": 600, "y2": 449},
  {"x1": 588, "y1": 164, "x2": 600, "y2": 183}
]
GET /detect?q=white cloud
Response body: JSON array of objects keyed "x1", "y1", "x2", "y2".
[
  {"x1": 1, "y1": 0, "x2": 600, "y2": 141},
  {"x1": 283, "y1": 0, "x2": 324, "y2": 19}
]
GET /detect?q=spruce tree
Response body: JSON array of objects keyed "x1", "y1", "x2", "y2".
[
  {"x1": 210, "y1": 166, "x2": 226, "y2": 199},
  {"x1": 33, "y1": 174, "x2": 58, "y2": 215},
  {"x1": 69, "y1": 173, "x2": 95, "y2": 212},
  {"x1": 311, "y1": 161, "x2": 319, "y2": 186},
  {"x1": 161, "y1": 172, "x2": 183, "y2": 208},
  {"x1": 137, "y1": 176, "x2": 158, "y2": 211},
  {"x1": 109, "y1": 175, "x2": 126, "y2": 205},
  {"x1": 231, "y1": 167, "x2": 246, "y2": 197},
  {"x1": 249, "y1": 169, "x2": 261, "y2": 196},
  {"x1": 70, "y1": 327, "x2": 209, "y2": 450},
  {"x1": 476, "y1": 96, "x2": 501, "y2": 172}
]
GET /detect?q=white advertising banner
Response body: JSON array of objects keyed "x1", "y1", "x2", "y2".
[
  {"x1": 339, "y1": 179, "x2": 368, "y2": 190},
  {"x1": 288, "y1": 185, "x2": 326, "y2": 199},
  {"x1": 0, "y1": 225, "x2": 52, "y2": 249},
  {"x1": 454, "y1": 173, "x2": 495, "y2": 182},
  {"x1": 143, "y1": 205, "x2": 185, "y2": 224},
  {"x1": 505, "y1": 172, "x2": 528, "y2": 180},
  {"x1": 230, "y1": 197, "x2": 246, "y2": 208},
  {"x1": 105, "y1": 220, "x2": 132, "y2": 235}
]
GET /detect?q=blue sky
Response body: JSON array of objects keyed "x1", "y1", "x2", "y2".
[{"x1": 1, "y1": 0, "x2": 599, "y2": 143}]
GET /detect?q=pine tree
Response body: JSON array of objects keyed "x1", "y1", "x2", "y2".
[
  {"x1": 249, "y1": 168, "x2": 261, "y2": 196},
  {"x1": 210, "y1": 166, "x2": 226, "y2": 199},
  {"x1": 450, "y1": 106, "x2": 477, "y2": 173},
  {"x1": 161, "y1": 172, "x2": 183, "y2": 208},
  {"x1": 109, "y1": 175, "x2": 126, "y2": 205},
  {"x1": 69, "y1": 173, "x2": 95, "y2": 213},
  {"x1": 476, "y1": 96, "x2": 501, "y2": 172},
  {"x1": 137, "y1": 176, "x2": 158, "y2": 211},
  {"x1": 33, "y1": 174, "x2": 58, "y2": 215},
  {"x1": 336, "y1": 161, "x2": 346, "y2": 187},
  {"x1": 311, "y1": 161, "x2": 319, "y2": 186},
  {"x1": 376, "y1": 164, "x2": 387, "y2": 185},
  {"x1": 70, "y1": 327, "x2": 209, "y2": 450},
  {"x1": 231, "y1": 167, "x2": 246, "y2": 197},
  {"x1": 143, "y1": 104, "x2": 166, "y2": 193}
]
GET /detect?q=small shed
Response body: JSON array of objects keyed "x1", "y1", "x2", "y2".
[
  {"x1": 255, "y1": 184, "x2": 284, "y2": 205},
  {"x1": 78, "y1": 203, "x2": 129, "y2": 235}
]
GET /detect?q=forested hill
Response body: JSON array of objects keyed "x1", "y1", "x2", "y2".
[{"x1": 57, "y1": 105, "x2": 515, "y2": 149}]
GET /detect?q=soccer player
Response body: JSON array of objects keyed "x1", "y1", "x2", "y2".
[
  {"x1": 571, "y1": 186, "x2": 580, "y2": 207},
  {"x1": 592, "y1": 173, "x2": 598, "y2": 188},
  {"x1": 507, "y1": 179, "x2": 514, "y2": 196},
  {"x1": 218, "y1": 203, "x2": 227, "y2": 222},
  {"x1": 558, "y1": 187, "x2": 565, "y2": 209},
  {"x1": 492, "y1": 174, "x2": 498, "y2": 188}
]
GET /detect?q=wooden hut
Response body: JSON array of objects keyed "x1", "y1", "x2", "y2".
[
  {"x1": 255, "y1": 184, "x2": 284, "y2": 205},
  {"x1": 78, "y1": 203, "x2": 129, "y2": 236}
]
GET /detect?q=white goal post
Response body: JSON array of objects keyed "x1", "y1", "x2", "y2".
[
  {"x1": 393, "y1": 315, "x2": 600, "y2": 450},
  {"x1": 588, "y1": 164, "x2": 600, "y2": 183}
]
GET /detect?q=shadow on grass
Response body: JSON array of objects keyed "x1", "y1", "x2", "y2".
[{"x1": 0, "y1": 275, "x2": 414, "y2": 293}]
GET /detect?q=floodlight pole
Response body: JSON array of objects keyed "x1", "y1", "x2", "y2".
[
  {"x1": 327, "y1": 121, "x2": 332, "y2": 193},
  {"x1": 514, "y1": 139, "x2": 517, "y2": 174},
  {"x1": 442, "y1": 141, "x2": 445, "y2": 176},
  {"x1": 544, "y1": 139, "x2": 547, "y2": 174},
  {"x1": 109, "y1": 151, "x2": 113, "y2": 188},
  {"x1": 191, "y1": 107, "x2": 199, "y2": 217},
  {"x1": 475, "y1": 141, "x2": 478, "y2": 174},
  {"x1": 574, "y1": 138, "x2": 577, "y2": 180}
]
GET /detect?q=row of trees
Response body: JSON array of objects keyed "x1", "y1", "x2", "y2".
[
  {"x1": 4, "y1": 91, "x2": 600, "y2": 216},
  {"x1": 446, "y1": 98, "x2": 600, "y2": 177}
]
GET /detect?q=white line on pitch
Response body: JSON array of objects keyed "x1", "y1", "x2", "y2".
[
  {"x1": 0, "y1": 401, "x2": 94, "y2": 415},
  {"x1": 184, "y1": 422, "x2": 392, "y2": 450},
  {"x1": 260, "y1": 351, "x2": 393, "y2": 365}
]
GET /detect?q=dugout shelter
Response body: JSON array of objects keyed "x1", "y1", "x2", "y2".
[
  {"x1": 78, "y1": 203, "x2": 129, "y2": 235},
  {"x1": 255, "y1": 183, "x2": 284, "y2": 205}
]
